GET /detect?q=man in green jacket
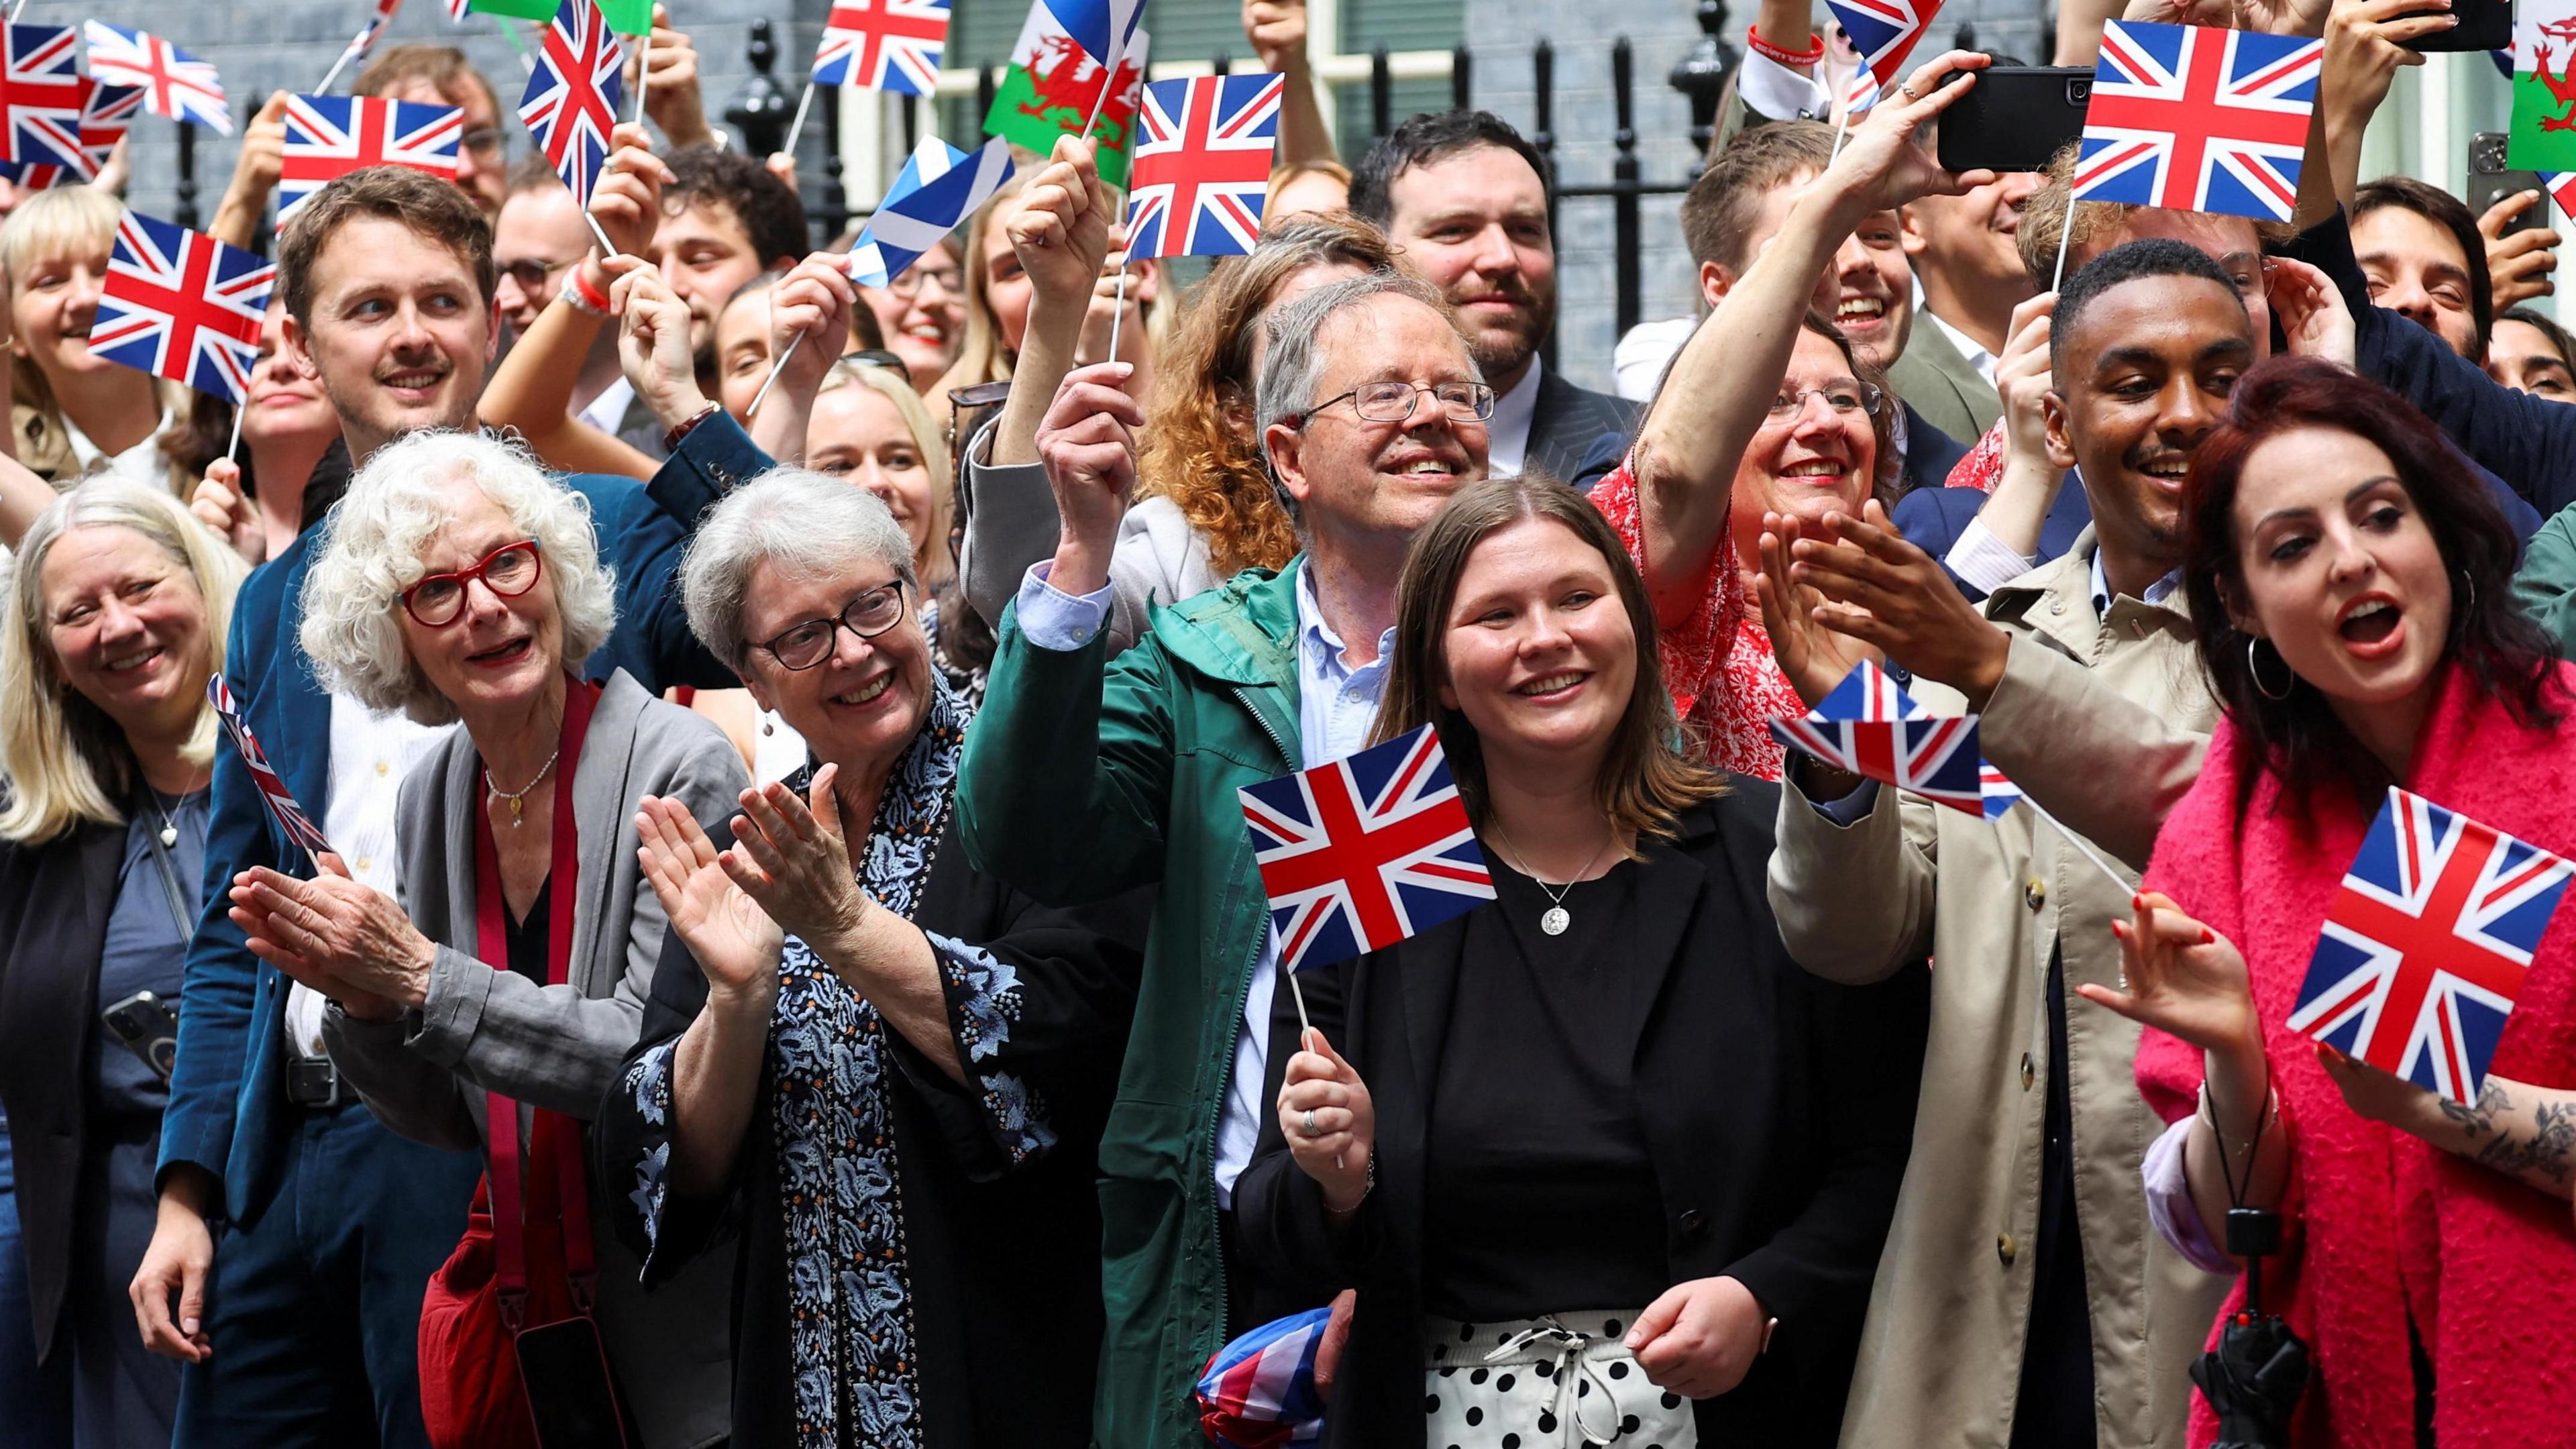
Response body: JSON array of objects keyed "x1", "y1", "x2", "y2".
[{"x1": 957, "y1": 265, "x2": 1493, "y2": 1448}]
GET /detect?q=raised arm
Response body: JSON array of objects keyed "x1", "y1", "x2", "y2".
[
  {"x1": 744, "y1": 252, "x2": 860, "y2": 465},
  {"x1": 2316, "y1": 0, "x2": 2445, "y2": 217},
  {"x1": 991, "y1": 137, "x2": 1117, "y2": 470},
  {"x1": 635, "y1": 5, "x2": 716, "y2": 151},
  {"x1": 1631, "y1": 51, "x2": 1998, "y2": 627},
  {"x1": 1242, "y1": 0, "x2": 1332, "y2": 168},
  {"x1": 207, "y1": 92, "x2": 289, "y2": 251}
]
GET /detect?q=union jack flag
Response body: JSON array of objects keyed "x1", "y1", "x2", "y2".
[
  {"x1": 1, "y1": 24, "x2": 87, "y2": 170},
  {"x1": 1126, "y1": 74, "x2": 1282, "y2": 260},
  {"x1": 814, "y1": 0, "x2": 951, "y2": 97},
  {"x1": 1238, "y1": 724, "x2": 1497, "y2": 973},
  {"x1": 208, "y1": 677, "x2": 335, "y2": 858},
  {"x1": 846, "y1": 135, "x2": 1014, "y2": 288},
  {"x1": 1772, "y1": 659, "x2": 1986, "y2": 815},
  {"x1": 2075, "y1": 19, "x2": 2320, "y2": 224},
  {"x1": 1196, "y1": 1308, "x2": 1331, "y2": 1449},
  {"x1": 447, "y1": 0, "x2": 472, "y2": 19},
  {"x1": 2288, "y1": 788, "x2": 2571, "y2": 1105},
  {"x1": 93, "y1": 211, "x2": 274, "y2": 404},
  {"x1": 1979, "y1": 761, "x2": 2024, "y2": 821},
  {"x1": 1826, "y1": 0, "x2": 1943, "y2": 90},
  {"x1": 518, "y1": 0, "x2": 625, "y2": 207},
  {"x1": 278, "y1": 95, "x2": 464, "y2": 228},
  {"x1": 83, "y1": 22, "x2": 232, "y2": 136},
  {"x1": 1841, "y1": 64, "x2": 1880, "y2": 119},
  {"x1": 0, "y1": 81, "x2": 144, "y2": 190},
  {"x1": 2545, "y1": 172, "x2": 2576, "y2": 224}
]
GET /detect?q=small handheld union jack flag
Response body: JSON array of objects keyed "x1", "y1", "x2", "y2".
[
  {"x1": 1238, "y1": 724, "x2": 1497, "y2": 973},
  {"x1": 1826, "y1": 0, "x2": 1943, "y2": 91},
  {"x1": 208, "y1": 677, "x2": 335, "y2": 859},
  {"x1": 83, "y1": 22, "x2": 232, "y2": 136},
  {"x1": 1196, "y1": 1308, "x2": 1331, "y2": 1449},
  {"x1": 2288, "y1": 788, "x2": 2572, "y2": 1105},
  {"x1": 1, "y1": 23, "x2": 86, "y2": 170},
  {"x1": 278, "y1": 95, "x2": 464, "y2": 229},
  {"x1": 0, "y1": 80, "x2": 143, "y2": 190},
  {"x1": 2075, "y1": 19, "x2": 2320, "y2": 224},
  {"x1": 1771, "y1": 660, "x2": 1986, "y2": 816},
  {"x1": 815, "y1": 0, "x2": 951, "y2": 97},
  {"x1": 93, "y1": 211, "x2": 275, "y2": 405},
  {"x1": 319, "y1": 0, "x2": 408, "y2": 95},
  {"x1": 518, "y1": 0, "x2": 626, "y2": 207},
  {"x1": 1126, "y1": 74, "x2": 1283, "y2": 260}
]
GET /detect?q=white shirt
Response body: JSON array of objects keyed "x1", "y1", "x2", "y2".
[
  {"x1": 1012, "y1": 555, "x2": 1395, "y2": 1206},
  {"x1": 1613, "y1": 316, "x2": 1697, "y2": 402},
  {"x1": 1923, "y1": 304, "x2": 2001, "y2": 388},
  {"x1": 1485, "y1": 355, "x2": 1544, "y2": 478},
  {"x1": 576, "y1": 375, "x2": 637, "y2": 439},
  {"x1": 285, "y1": 696, "x2": 457, "y2": 1057},
  {"x1": 62, "y1": 407, "x2": 174, "y2": 488}
]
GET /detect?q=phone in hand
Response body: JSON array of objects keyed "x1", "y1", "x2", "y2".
[
  {"x1": 2468, "y1": 131, "x2": 2551, "y2": 236},
  {"x1": 2402, "y1": 0, "x2": 2511, "y2": 53},
  {"x1": 1934, "y1": 67, "x2": 2092, "y2": 174},
  {"x1": 101, "y1": 990, "x2": 179, "y2": 1083}
]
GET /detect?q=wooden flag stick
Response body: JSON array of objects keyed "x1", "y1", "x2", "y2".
[
  {"x1": 1079, "y1": 33, "x2": 1126, "y2": 143},
  {"x1": 633, "y1": 27, "x2": 653, "y2": 126},
  {"x1": 1281, "y1": 952, "x2": 1311, "y2": 1037},
  {"x1": 227, "y1": 401, "x2": 246, "y2": 463},
  {"x1": 2050, "y1": 182, "x2": 2080, "y2": 292},
  {"x1": 745, "y1": 333, "x2": 802, "y2": 420},
  {"x1": 7, "y1": 0, "x2": 27, "y2": 22},
  {"x1": 782, "y1": 80, "x2": 818, "y2": 160},
  {"x1": 584, "y1": 209, "x2": 623, "y2": 262},
  {"x1": 1104, "y1": 262, "x2": 1132, "y2": 368},
  {"x1": 498, "y1": 19, "x2": 537, "y2": 75},
  {"x1": 317, "y1": 33, "x2": 366, "y2": 95}
]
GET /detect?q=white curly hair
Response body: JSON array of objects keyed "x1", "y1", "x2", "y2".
[{"x1": 299, "y1": 430, "x2": 616, "y2": 725}]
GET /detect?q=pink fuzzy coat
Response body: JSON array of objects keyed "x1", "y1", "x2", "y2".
[{"x1": 2137, "y1": 661, "x2": 2576, "y2": 1449}]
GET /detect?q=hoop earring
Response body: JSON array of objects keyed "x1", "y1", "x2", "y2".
[{"x1": 2247, "y1": 635, "x2": 2295, "y2": 702}]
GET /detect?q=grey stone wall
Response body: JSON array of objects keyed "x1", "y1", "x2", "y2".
[{"x1": 1459, "y1": 0, "x2": 2054, "y2": 392}]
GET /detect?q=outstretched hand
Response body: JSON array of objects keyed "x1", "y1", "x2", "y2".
[
  {"x1": 718, "y1": 765, "x2": 869, "y2": 953},
  {"x1": 2265, "y1": 256, "x2": 2357, "y2": 366},
  {"x1": 2079, "y1": 890, "x2": 2263, "y2": 1057},
  {"x1": 1823, "y1": 51, "x2": 2000, "y2": 217},
  {"x1": 1784, "y1": 500, "x2": 2012, "y2": 706}
]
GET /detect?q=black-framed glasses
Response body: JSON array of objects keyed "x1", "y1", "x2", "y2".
[
  {"x1": 499, "y1": 256, "x2": 580, "y2": 294},
  {"x1": 755, "y1": 581, "x2": 909, "y2": 670},
  {"x1": 1304, "y1": 380, "x2": 1496, "y2": 426},
  {"x1": 885, "y1": 262, "x2": 962, "y2": 299},
  {"x1": 402, "y1": 539, "x2": 542, "y2": 628},
  {"x1": 1764, "y1": 383, "x2": 1884, "y2": 424}
]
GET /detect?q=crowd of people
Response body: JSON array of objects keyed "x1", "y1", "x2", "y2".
[{"x1": 0, "y1": 1, "x2": 2573, "y2": 1447}]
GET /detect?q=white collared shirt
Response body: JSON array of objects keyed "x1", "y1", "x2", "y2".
[
  {"x1": 62, "y1": 407, "x2": 174, "y2": 487},
  {"x1": 1485, "y1": 355, "x2": 1544, "y2": 478},
  {"x1": 576, "y1": 375, "x2": 637, "y2": 439},
  {"x1": 1925, "y1": 308, "x2": 2000, "y2": 388},
  {"x1": 1012, "y1": 555, "x2": 1395, "y2": 1205},
  {"x1": 284, "y1": 696, "x2": 456, "y2": 1057}
]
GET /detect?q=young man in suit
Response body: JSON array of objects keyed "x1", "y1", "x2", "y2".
[
  {"x1": 1348, "y1": 110, "x2": 1640, "y2": 480},
  {"x1": 132, "y1": 156, "x2": 770, "y2": 1447}
]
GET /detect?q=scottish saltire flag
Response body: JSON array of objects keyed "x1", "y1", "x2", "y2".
[
  {"x1": 1238, "y1": 724, "x2": 1496, "y2": 973},
  {"x1": 847, "y1": 136, "x2": 1014, "y2": 287},
  {"x1": 2287, "y1": 788, "x2": 2572, "y2": 1105},
  {"x1": 1, "y1": 25, "x2": 87, "y2": 170},
  {"x1": 83, "y1": 23, "x2": 233, "y2": 135},
  {"x1": 2075, "y1": 19, "x2": 2320, "y2": 223},
  {"x1": 278, "y1": 95, "x2": 464, "y2": 227},
  {"x1": 1126, "y1": 74, "x2": 1281, "y2": 258},
  {"x1": 93, "y1": 212, "x2": 274, "y2": 404},
  {"x1": 1826, "y1": 0, "x2": 1942, "y2": 90},
  {"x1": 208, "y1": 678, "x2": 335, "y2": 857},
  {"x1": 1196, "y1": 1308, "x2": 1331, "y2": 1449},
  {"x1": 815, "y1": 0, "x2": 951, "y2": 97},
  {"x1": 518, "y1": 0, "x2": 626, "y2": 207},
  {"x1": 1772, "y1": 660, "x2": 1986, "y2": 816},
  {"x1": 1047, "y1": 0, "x2": 1148, "y2": 78}
]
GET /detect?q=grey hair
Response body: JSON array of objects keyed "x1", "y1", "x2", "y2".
[
  {"x1": 299, "y1": 429, "x2": 617, "y2": 726},
  {"x1": 1252, "y1": 268, "x2": 1462, "y2": 447},
  {"x1": 679, "y1": 468, "x2": 919, "y2": 675}
]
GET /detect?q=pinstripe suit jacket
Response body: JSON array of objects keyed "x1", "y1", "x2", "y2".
[{"x1": 1524, "y1": 365, "x2": 1642, "y2": 482}]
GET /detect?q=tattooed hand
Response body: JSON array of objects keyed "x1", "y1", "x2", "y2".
[{"x1": 2328, "y1": 1051, "x2": 2576, "y2": 1201}]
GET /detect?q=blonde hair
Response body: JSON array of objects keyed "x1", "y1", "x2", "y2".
[
  {"x1": 0, "y1": 480, "x2": 247, "y2": 844},
  {"x1": 943, "y1": 161, "x2": 1036, "y2": 398},
  {"x1": 815, "y1": 360, "x2": 955, "y2": 587},
  {"x1": 299, "y1": 430, "x2": 616, "y2": 725},
  {"x1": 3, "y1": 187, "x2": 128, "y2": 453}
]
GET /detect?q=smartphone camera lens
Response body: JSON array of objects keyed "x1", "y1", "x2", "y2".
[{"x1": 2068, "y1": 78, "x2": 2091, "y2": 105}]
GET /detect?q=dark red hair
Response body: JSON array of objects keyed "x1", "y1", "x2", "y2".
[{"x1": 2182, "y1": 354, "x2": 2561, "y2": 802}]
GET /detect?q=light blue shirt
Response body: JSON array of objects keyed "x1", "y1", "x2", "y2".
[
  {"x1": 2088, "y1": 548, "x2": 2184, "y2": 616},
  {"x1": 1012, "y1": 555, "x2": 1395, "y2": 1205}
]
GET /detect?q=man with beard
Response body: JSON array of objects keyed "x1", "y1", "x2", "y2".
[
  {"x1": 1675, "y1": 119, "x2": 1970, "y2": 492},
  {"x1": 1762, "y1": 238, "x2": 2247, "y2": 1449},
  {"x1": 1348, "y1": 111, "x2": 1638, "y2": 480},
  {"x1": 132, "y1": 164, "x2": 766, "y2": 1447}
]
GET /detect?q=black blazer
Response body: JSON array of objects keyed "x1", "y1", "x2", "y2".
[
  {"x1": 0, "y1": 818, "x2": 129, "y2": 1353},
  {"x1": 1526, "y1": 367, "x2": 1643, "y2": 483},
  {"x1": 1234, "y1": 784, "x2": 1929, "y2": 1447}
]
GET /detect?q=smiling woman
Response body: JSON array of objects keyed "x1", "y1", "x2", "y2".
[{"x1": 1, "y1": 189, "x2": 198, "y2": 495}]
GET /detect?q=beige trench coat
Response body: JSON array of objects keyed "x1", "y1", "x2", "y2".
[{"x1": 1768, "y1": 532, "x2": 2235, "y2": 1449}]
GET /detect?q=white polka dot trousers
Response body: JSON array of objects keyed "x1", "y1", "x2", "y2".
[{"x1": 1421, "y1": 1312, "x2": 1699, "y2": 1449}]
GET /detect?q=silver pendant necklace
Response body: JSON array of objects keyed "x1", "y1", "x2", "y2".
[
  {"x1": 1491, "y1": 822, "x2": 1613, "y2": 936},
  {"x1": 146, "y1": 791, "x2": 180, "y2": 849}
]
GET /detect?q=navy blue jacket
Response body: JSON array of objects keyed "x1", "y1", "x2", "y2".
[
  {"x1": 1893, "y1": 480, "x2": 2095, "y2": 601},
  {"x1": 158, "y1": 416, "x2": 770, "y2": 1225}
]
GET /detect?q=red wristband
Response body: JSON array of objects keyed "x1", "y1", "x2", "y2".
[
  {"x1": 1747, "y1": 24, "x2": 1825, "y2": 66},
  {"x1": 567, "y1": 263, "x2": 612, "y2": 317}
]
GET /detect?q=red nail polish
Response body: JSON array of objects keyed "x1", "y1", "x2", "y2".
[{"x1": 2200, "y1": 927, "x2": 2215, "y2": 945}]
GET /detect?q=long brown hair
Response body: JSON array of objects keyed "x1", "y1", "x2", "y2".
[
  {"x1": 1136, "y1": 213, "x2": 1400, "y2": 578},
  {"x1": 1370, "y1": 474, "x2": 1723, "y2": 850}
]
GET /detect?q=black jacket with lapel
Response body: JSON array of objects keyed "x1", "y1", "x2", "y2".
[
  {"x1": 1525, "y1": 368, "x2": 1643, "y2": 483},
  {"x1": 1235, "y1": 782, "x2": 1930, "y2": 1446}
]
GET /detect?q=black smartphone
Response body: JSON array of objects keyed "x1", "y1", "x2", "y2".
[
  {"x1": 2468, "y1": 131, "x2": 2550, "y2": 233},
  {"x1": 1935, "y1": 67, "x2": 2092, "y2": 174},
  {"x1": 513, "y1": 1317, "x2": 629, "y2": 1448},
  {"x1": 101, "y1": 990, "x2": 179, "y2": 1083},
  {"x1": 2402, "y1": 0, "x2": 2512, "y2": 53}
]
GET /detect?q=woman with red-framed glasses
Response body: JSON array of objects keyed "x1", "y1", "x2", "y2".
[{"x1": 220, "y1": 429, "x2": 749, "y2": 1448}]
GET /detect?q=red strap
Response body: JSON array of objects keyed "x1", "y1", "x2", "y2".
[{"x1": 475, "y1": 676, "x2": 601, "y2": 1324}]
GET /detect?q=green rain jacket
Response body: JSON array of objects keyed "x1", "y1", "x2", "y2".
[{"x1": 958, "y1": 564, "x2": 1307, "y2": 1449}]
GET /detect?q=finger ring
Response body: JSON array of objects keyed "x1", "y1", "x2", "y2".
[
  {"x1": 1899, "y1": 83, "x2": 1921, "y2": 101},
  {"x1": 1301, "y1": 1108, "x2": 1322, "y2": 1138}
]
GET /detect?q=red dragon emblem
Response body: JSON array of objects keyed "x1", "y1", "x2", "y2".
[
  {"x1": 2533, "y1": 17, "x2": 2576, "y2": 133},
  {"x1": 1018, "y1": 32, "x2": 1144, "y2": 143}
]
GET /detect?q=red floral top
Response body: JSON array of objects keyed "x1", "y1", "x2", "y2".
[{"x1": 1591, "y1": 455, "x2": 1804, "y2": 780}]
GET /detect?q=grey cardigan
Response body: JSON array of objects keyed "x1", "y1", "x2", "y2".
[{"x1": 322, "y1": 668, "x2": 747, "y2": 1449}]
